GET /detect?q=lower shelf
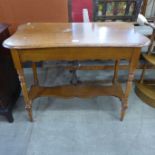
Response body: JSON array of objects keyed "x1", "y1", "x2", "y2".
[
  {"x1": 29, "y1": 83, "x2": 124, "y2": 101},
  {"x1": 135, "y1": 82, "x2": 155, "y2": 108}
]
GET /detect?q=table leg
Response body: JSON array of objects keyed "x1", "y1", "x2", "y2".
[
  {"x1": 112, "y1": 60, "x2": 120, "y2": 83},
  {"x1": 120, "y1": 73, "x2": 134, "y2": 121},
  {"x1": 120, "y1": 48, "x2": 140, "y2": 121},
  {"x1": 32, "y1": 62, "x2": 39, "y2": 86},
  {"x1": 11, "y1": 50, "x2": 33, "y2": 122}
]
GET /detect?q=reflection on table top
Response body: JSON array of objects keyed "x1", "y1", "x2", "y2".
[{"x1": 3, "y1": 22, "x2": 150, "y2": 49}]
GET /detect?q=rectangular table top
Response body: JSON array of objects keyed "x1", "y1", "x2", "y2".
[{"x1": 3, "y1": 22, "x2": 150, "y2": 49}]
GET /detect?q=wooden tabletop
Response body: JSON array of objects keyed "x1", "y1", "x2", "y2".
[{"x1": 3, "y1": 22, "x2": 150, "y2": 49}]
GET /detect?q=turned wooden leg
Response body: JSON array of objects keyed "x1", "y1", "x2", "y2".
[
  {"x1": 120, "y1": 73, "x2": 134, "y2": 121},
  {"x1": 32, "y1": 62, "x2": 39, "y2": 86},
  {"x1": 112, "y1": 60, "x2": 120, "y2": 83},
  {"x1": 120, "y1": 48, "x2": 141, "y2": 121},
  {"x1": 11, "y1": 50, "x2": 33, "y2": 122},
  {"x1": 25, "y1": 101, "x2": 33, "y2": 122},
  {"x1": 120, "y1": 98, "x2": 128, "y2": 121}
]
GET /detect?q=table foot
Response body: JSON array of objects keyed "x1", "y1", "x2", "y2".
[
  {"x1": 25, "y1": 102, "x2": 33, "y2": 122},
  {"x1": 120, "y1": 99, "x2": 128, "y2": 121}
]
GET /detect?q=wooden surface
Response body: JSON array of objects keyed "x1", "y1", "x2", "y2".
[
  {"x1": 4, "y1": 22, "x2": 150, "y2": 121},
  {"x1": 143, "y1": 54, "x2": 155, "y2": 65},
  {"x1": 18, "y1": 47, "x2": 134, "y2": 62},
  {"x1": 3, "y1": 22, "x2": 150, "y2": 49},
  {"x1": 29, "y1": 83, "x2": 124, "y2": 101},
  {"x1": 135, "y1": 83, "x2": 155, "y2": 108},
  {"x1": 135, "y1": 21, "x2": 155, "y2": 108}
]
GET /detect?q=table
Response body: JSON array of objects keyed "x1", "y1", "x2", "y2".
[{"x1": 3, "y1": 22, "x2": 150, "y2": 121}]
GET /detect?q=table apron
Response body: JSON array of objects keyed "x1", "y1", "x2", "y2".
[{"x1": 15, "y1": 47, "x2": 138, "y2": 62}]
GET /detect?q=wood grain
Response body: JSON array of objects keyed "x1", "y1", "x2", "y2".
[
  {"x1": 143, "y1": 54, "x2": 155, "y2": 65},
  {"x1": 135, "y1": 83, "x2": 155, "y2": 108},
  {"x1": 29, "y1": 83, "x2": 124, "y2": 101},
  {"x1": 3, "y1": 22, "x2": 150, "y2": 49}
]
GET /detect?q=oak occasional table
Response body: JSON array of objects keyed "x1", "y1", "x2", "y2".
[{"x1": 3, "y1": 22, "x2": 150, "y2": 122}]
